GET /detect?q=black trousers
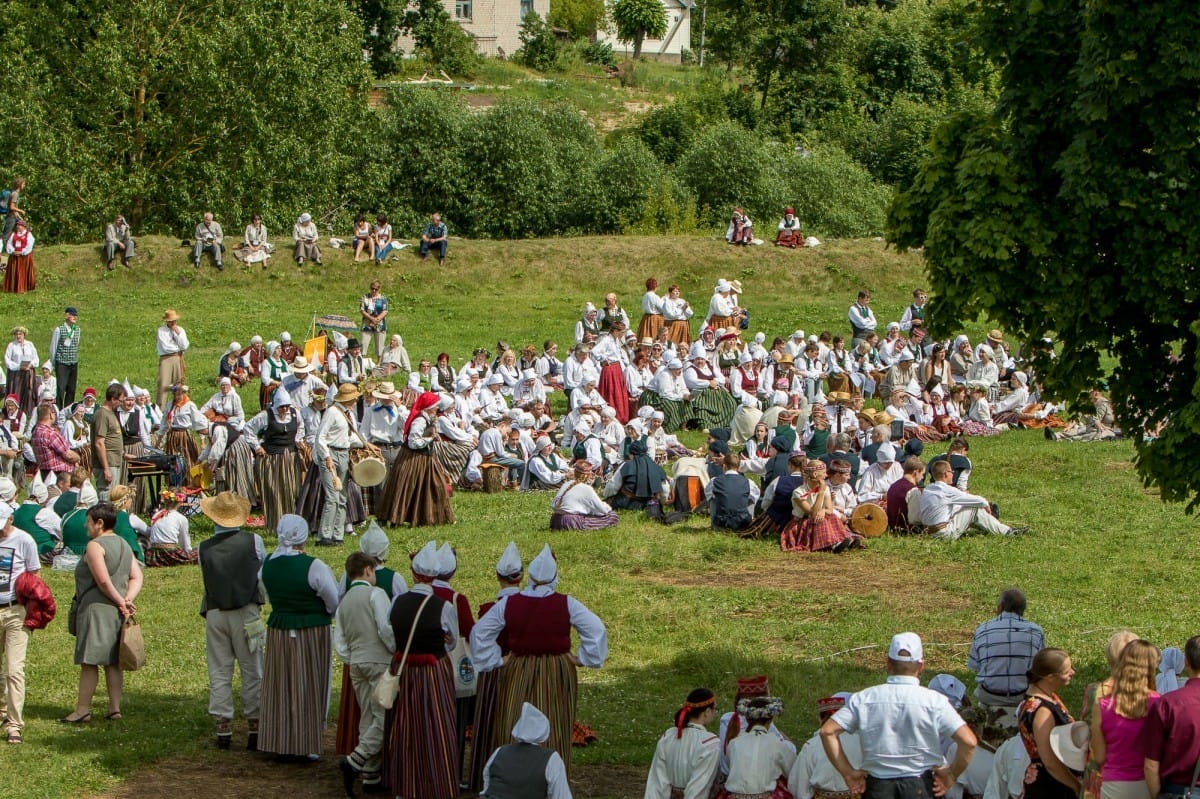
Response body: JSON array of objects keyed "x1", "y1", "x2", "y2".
[
  {"x1": 55, "y1": 362, "x2": 78, "y2": 408},
  {"x1": 864, "y1": 773, "x2": 935, "y2": 799}
]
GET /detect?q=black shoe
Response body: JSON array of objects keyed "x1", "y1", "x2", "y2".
[
  {"x1": 216, "y1": 733, "x2": 232, "y2": 750},
  {"x1": 337, "y1": 756, "x2": 359, "y2": 797},
  {"x1": 246, "y1": 731, "x2": 258, "y2": 751},
  {"x1": 193, "y1": 260, "x2": 200, "y2": 269},
  {"x1": 314, "y1": 539, "x2": 338, "y2": 547},
  {"x1": 362, "y1": 783, "x2": 385, "y2": 795},
  {"x1": 1043, "y1": 426, "x2": 1055, "y2": 440},
  {"x1": 216, "y1": 262, "x2": 224, "y2": 271}
]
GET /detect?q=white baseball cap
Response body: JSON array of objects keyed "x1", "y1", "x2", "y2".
[{"x1": 888, "y1": 632, "x2": 924, "y2": 662}]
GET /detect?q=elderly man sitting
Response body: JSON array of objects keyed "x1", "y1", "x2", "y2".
[
  {"x1": 292, "y1": 212, "x2": 322, "y2": 265},
  {"x1": 104, "y1": 214, "x2": 135, "y2": 270}
]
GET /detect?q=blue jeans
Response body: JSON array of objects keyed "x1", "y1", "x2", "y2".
[{"x1": 420, "y1": 239, "x2": 447, "y2": 259}]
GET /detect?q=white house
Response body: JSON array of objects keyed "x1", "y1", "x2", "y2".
[
  {"x1": 599, "y1": 0, "x2": 694, "y2": 62},
  {"x1": 398, "y1": 0, "x2": 551, "y2": 59}
]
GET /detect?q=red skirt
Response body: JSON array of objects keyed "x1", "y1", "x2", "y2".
[
  {"x1": 597, "y1": 362, "x2": 630, "y2": 423},
  {"x1": 2, "y1": 253, "x2": 35, "y2": 294},
  {"x1": 780, "y1": 514, "x2": 855, "y2": 553}
]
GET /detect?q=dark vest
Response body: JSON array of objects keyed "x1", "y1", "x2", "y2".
[
  {"x1": 486, "y1": 743, "x2": 553, "y2": 799},
  {"x1": 198, "y1": 530, "x2": 263, "y2": 615},
  {"x1": 390, "y1": 590, "x2": 449, "y2": 657},
  {"x1": 505, "y1": 593, "x2": 570, "y2": 655},
  {"x1": 261, "y1": 412, "x2": 299, "y2": 455},
  {"x1": 120, "y1": 408, "x2": 142, "y2": 446},
  {"x1": 767, "y1": 473, "x2": 805, "y2": 525},
  {"x1": 710, "y1": 472, "x2": 751, "y2": 530}
]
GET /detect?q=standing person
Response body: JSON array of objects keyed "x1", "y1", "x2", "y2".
[
  {"x1": 0, "y1": 502, "x2": 38, "y2": 744},
  {"x1": 334, "y1": 552, "x2": 397, "y2": 797},
  {"x1": 292, "y1": 212, "x2": 322, "y2": 265},
  {"x1": 1089, "y1": 639, "x2": 1159, "y2": 799},
  {"x1": 5, "y1": 326, "x2": 38, "y2": 418},
  {"x1": 1017, "y1": 648, "x2": 1081, "y2": 799},
  {"x1": 31, "y1": 403, "x2": 79, "y2": 486},
  {"x1": 384, "y1": 540, "x2": 460, "y2": 799},
  {"x1": 197, "y1": 491, "x2": 265, "y2": 750},
  {"x1": 360, "y1": 280, "x2": 389, "y2": 359},
  {"x1": 103, "y1": 214, "x2": 135, "y2": 270},
  {"x1": 192, "y1": 212, "x2": 225, "y2": 270},
  {"x1": 848, "y1": 291, "x2": 877, "y2": 349},
  {"x1": 49, "y1": 306, "x2": 81, "y2": 408},
  {"x1": 60, "y1": 502, "x2": 144, "y2": 724},
  {"x1": 638, "y1": 278, "x2": 665, "y2": 342},
  {"x1": 243, "y1": 389, "x2": 305, "y2": 536},
  {"x1": 899, "y1": 289, "x2": 928, "y2": 333},
  {"x1": 420, "y1": 212, "x2": 449, "y2": 265},
  {"x1": 2, "y1": 177, "x2": 26, "y2": 241},
  {"x1": 90, "y1": 383, "x2": 125, "y2": 503},
  {"x1": 258, "y1": 514, "x2": 339, "y2": 759},
  {"x1": 159, "y1": 384, "x2": 205, "y2": 488},
  {"x1": 820, "y1": 632, "x2": 977, "y2": 799},
  {"x1": 480, "y1": 702, "x2": 572, "y2": 799},
  {"x1": 155, "y1": 309, "x2": 189, "y2": 410},
  {"x1": 471, "y1": 544, "x2": 608, "y2": 773},
  {"x1": 1079, "y1": 631, "x2": 1139, "y2": 799},
  {"x1": 968, "y1": 589, "x2": 1045, "y2": 727},
  {"x1": 379, "y1": 391, "x2": 454, "y2": 528},
  {"x1": 644, "y1": 688, "x2": 722, "y2": 799},
  {"x1": 315, "y1": 384, "x2": 370, "y2": 546},
  {"x1": 3, "y1": 218, "x2": 36, "y2": 294},
  {"x1": 1143, "y1": 635, "x2": 1200, "y2": 799}
]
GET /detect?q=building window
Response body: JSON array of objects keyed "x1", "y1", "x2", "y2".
[
  {"x1": 520, "y1": 0, "x2": 534, "y2": 17},
  {"x1": 456, "y1": 0, "x2": 473, "y2": 20}
]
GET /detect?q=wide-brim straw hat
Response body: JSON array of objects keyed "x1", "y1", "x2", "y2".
[
  {"x1": 291, "y1": 356, "x2": 317, "y2": 374},
  {"x1": 987, "y1": 329, "x2": 1004, "y2": 344},
  {"x1": 162, "y1": 309, "x2": 180, "y2": 322},
  {"x1": 828, "y1": 391, "x2": 853, "y2": 403},
  {"x1": 333, "y1": 384, "x2": 361, "y2": 403},
  {"x1": 200, "y1": 491, "x2": 251, "y2": 528},
  {"x1": 372, "y1": 381, "x2": 398, "y2": 400}
]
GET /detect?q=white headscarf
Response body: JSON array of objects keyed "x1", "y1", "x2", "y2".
[
  {"x1": 437, "y1": 542, "x2": 457, "y2": 576},
  {"x1": 360, "y1": 521, "x2": 389, "y2": 560},
  {"x1": 511, "y1": 702, "x2": 551, "y2": 744},
  {"x1": 1158, "y1": 647, "x2": 1185, "y2": 694},
  {"x1": 411, "y1": 540, "x2": 440, "y2": 577},
  {"x1": 273, "y1": 514, "x2": 309, "y2": 556},
  {"x1": 528, "y1": 544, "x2": 557, "y2": 588},
  {"x1": 496, "y1": 542, "x2": 522, "y2": 579}
]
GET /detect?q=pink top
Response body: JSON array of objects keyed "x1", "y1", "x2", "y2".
[{"x1": 1099, "y1": 693, "x2": 1160, "y2": 781}]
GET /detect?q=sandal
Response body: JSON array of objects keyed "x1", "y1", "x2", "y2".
[
  {"x1": 105, "y1": 711, "x2": 123, "y2": 721},
  {"x1": 59, "y1": 713, "x2": 91, "y2": 724},
  {"x1": 6, "y1": 731, "x2": 21, "y2": 744}
]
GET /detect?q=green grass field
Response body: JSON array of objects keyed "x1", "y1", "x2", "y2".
[{"x1": 0, "y1": 234, "x2": 1193, "y2": 798}]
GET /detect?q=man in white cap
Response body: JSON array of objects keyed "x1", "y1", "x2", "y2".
[
  {"x1": 918, "y1": 460, "x2": 1029, "y2": 540},
  {"x1": 480, "y1": 702, "x2": 571, "y2": 799},
  {"x1": 0, "y1": 501, "x2": 39, "y2": 744},
  {"x1": 315, "y1": 384, "x2": 369, "y2": 545},
  {"x1": 820, "y1": 633, "x2": 976, "y2": 799},
  {"x1": 478, "y1": 414, "x2": 525, "y2": 486},
  {"x1": 383, "y1": 540, "x2": 459, "y2": 799},
  {"x1": 335, "y1": 550, "x2": 398, "y2": 797},
  {"x1": 856, "y1": 443, "x2": 901, "y2": 506},
  {"x1": 471, "y1": 543, "x2": 607, "y2": 772},
  {"x1": 282, "y1": 355, "x2": 323, "y2": 410},
  {"x1": 197, "y1": 491, "x2": 265, "y2": 750}
]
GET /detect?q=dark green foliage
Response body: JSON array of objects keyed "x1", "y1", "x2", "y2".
[
  {"x1": 787, "y1": 145, "x2": 891, "y2": 238},
  {"x1": 517, "y1": 12, "x2": 560, "y2": 72},
  {"x1": 888, "y1": 0, "x2": 1200, "y2": 509},
  {"x1": 353, "y1": 0, "x2": 410, "y2": 77},
  {"x1": 403, "y1": 0, "x2": 480, "y2": 76},
  {"x1": 610, "y1": 0, "x2": 668, "y2": 59},
  {"x1": 578, "y1": 40, "x2": 617, "y2": 68},
  {"x1": 590, "y1": 137, "x2": 667, "y2": 233},
  {"x1": 549, "y1": 0, "x2": 607, "y2": 39},
  {"x1": 675, "y1": 122, "x2": 786, "y2": 227}
]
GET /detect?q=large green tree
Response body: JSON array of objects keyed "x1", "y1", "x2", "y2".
[
  {"x1": 888, "y1": 0, "x2": 1200, "y2": 509},
  {"x1": 610, "y1": 0, "x2": 668, "y2": 59},
  {"x1": 1, "y1": 0, "x2": 372, "y2": 239},
  {"x1": 352, "y1": 0, "x2": 410, "y2": 77}
]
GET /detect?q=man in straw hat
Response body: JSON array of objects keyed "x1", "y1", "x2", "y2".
[
  {"x1": 471, "y1": 543, "x2": 608, "y2": 773},
  {"x1": 821, "y1": 632, "x2": 977, "y2": 799},
  {"x1": 281, "y1": 354, "x2": 323, "y2": 411},
  {"x1": 314, "y1": 383, "x2": 372, "y2": 546},
  {"x1": 155, "y1": 309, "x2": 190, "y2": 409},
  {"x1": 788, "y1": 692, "x2": 860, "y2": 799},
  {"x1": 479, "y1": 702, "x2": 571, "y2": 799},
  {"x1": 197, "y1": 490, "x2": 265, "y2": 751}
]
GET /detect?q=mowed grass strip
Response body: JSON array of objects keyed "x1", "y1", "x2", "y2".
[{"x1": 0, "y1": 235, "x2": 1192, "y2": 798}]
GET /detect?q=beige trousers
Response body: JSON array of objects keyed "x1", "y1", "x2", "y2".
[
  {"x1": 0, "y1": 603, "x2": 30, "y2": 733},
  {"x1": 205, "y1": 605, "x2": 263, "y2": 721}
]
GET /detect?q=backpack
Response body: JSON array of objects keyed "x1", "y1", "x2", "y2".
[{"x1": 0, "y1": 189, "x2": 9, "y2": 215}]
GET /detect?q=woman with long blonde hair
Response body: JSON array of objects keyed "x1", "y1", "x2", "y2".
[
  {"x1": 1089, "y1": 639, "x2": 1161, "y2": 799},
  {"x1": 1080, "y1": 630, "x2": 1139, "y2": 799}
]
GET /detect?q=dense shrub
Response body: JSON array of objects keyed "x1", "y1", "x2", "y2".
[
  {"x1": 784, "y1": 144, "x2": 892, "y2": 238},
  {"x1": 590, "y1": 137, "x2": 667, "y2": 233},
  {"x1": 841, "y1": 96, "x2": 942, "y2": 186},
  {"x1": 517, "y1": 12, "x2": 560, "y2": 72},
  {"x1": 675, "y1": 122, "x2": 787, "y2": 227}
]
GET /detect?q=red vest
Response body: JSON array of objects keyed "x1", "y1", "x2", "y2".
[
  {"x1": 504, "y1": 593, "x2": 571, "y2": 655},
  {"x1": 432, "y1": 585, "x2": 475, "y2": 638}
]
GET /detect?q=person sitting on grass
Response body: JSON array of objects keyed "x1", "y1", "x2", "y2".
[
  {"x1": 727, "y1": 207, "x2": 753, "y2": 246},
  {"x1": 781, "y1": 459, "x2": 863, "y2": 554},
  {"x1": 419, "y1": 212, "x2": 448, "y2": 265},
  {"x1": 479, "y1": 702, "x2": 571, "y2": 799},
  {"x1": 775, "y1": 207, "x2": 803, "y2": 248},
  {"x1": 605, "y1": 439, "x2": 667, "y2": 514},
  {"x1": 144, "y1": 489, "x2": 197, "y2": 567},
  {"x1": 550, "y1": 460, "x2": 619, "y2": 531},
  {"x1": 724, "y1": 696, "x2": 798, "y2": 798},
  {"x1": 918, "y1": 460, "x2": 1028, "y2": 540},
  {"x1": 351, "y1": 213, "x2": 372, "y2": 262},
  {"x1": 292, "y1": 212, "x2": 321, "y2": 266},
  {"x1": 706, "y1": 452, "x2": 759, "y2": 534}
]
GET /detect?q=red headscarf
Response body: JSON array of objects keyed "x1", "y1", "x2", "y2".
[{"x1": 403, "y1": 391, "x2": 441, "y2": 439}]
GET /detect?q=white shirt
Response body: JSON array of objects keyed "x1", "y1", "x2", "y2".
[
  {"x1": 718, "y1": 712, "x2": 792, "y2": 775},
  {"x1": 527, "y1": 452, "x2": 569, "y2": 486},
  {"x1": 315, "y1": 404, "x2": 364, "y2": 459},
  {"x1": 856, "y1": 462, "x2": 901, "y2": 504},
  {"x1": 706, "y1": 293, "x2": 736, "y2": 323},
  {"x1": 362, "y1": 403, "x2": 407, "y2": 445},
  {"x1": 471, "y1": 583, "x2": 607, "y2": 672},
  {"x1": 0, "y1": 527, "x2": 39, "y2": 604},
  {"x1": 644, "y1": 724, "x2": 721, "y2": 799},
  {"x1": 848, "y1": 303, "x2": 877, "y2": 333},
  {"x1": 553, "y1": 479, "x2": 611, "y2": 516},
  {"x1": 650, "y1": 371, "x2": 688, "y2": 401},
  {"x1": 148, "y1": 509, "x2": 192, "y2": 552},
  {"x1": 642, "y1": 291, "x2": 665, "y2": 315},
  {"x1": 5, "y1": 231, "x2": 34, "y2": 256},
  {"x1": 160, "y1": 400, "x2": 208, "y2": 435},
  {"x1": 481, "y1": 745, "x2": 572, "y2": 799},
  {"x1": 919, "y1": 480, "x2": 991, "y2": 527},
  {"x1": 982, "y1": 735, "x2": 1029, "y2": 799},
  {"x1": 4, "y1": 341, "x2": 38, "y2": 372},
  {"x1": 725, "y1": 727, "x2": 798, "y2": 794},
  {"x1": 662, "y1": 296, "x2": 694, "y2": 321},
  {"x1": 155, "y1": 324, "x2": 190, "y2": 357},
  {"x1": 200, "y1": 391, "x2": 245, "y2": 427},
  {"x1": 789, "y1": 731, "x2": 863, "y2": 799}
]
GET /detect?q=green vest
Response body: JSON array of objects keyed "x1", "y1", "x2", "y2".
[
  {"x1": 62, "y1": 508, "x2": 89, "y2": 555},
  {"x1": 804, "y1": 428, "x2": 831, "y2": 460},
  {"x1": 53, "y1": 490, "x2": 77, "y2": 518},
  {"x1": 115, "y1": 511, "x2": 145, "y2": 563},
  {"x1": 262, "y1": 554, "x2": 332, "y2": 629},
  {"x1": 377, "y1": 566, "x2": 399, "y2": 600},
  {"x1": 13, "y1": 503, "x2": 55, "y2": 555}
]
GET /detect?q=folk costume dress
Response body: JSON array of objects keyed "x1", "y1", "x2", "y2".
[
  {"x1": 779, "y1": 483, "x2": 860, "y2": 553},
  {"x1": 160, "y1": 393, "x2": 205, "y2": 487},
  {"x1": 468, "y1": 582, "x2": 521, "y2": 792},
  {"x1": 5, "y1": 339, "x2": 38, "y2": 419},
  {"x1": 379, "y1": 393, "x2": 454, "y2": 527},
  {"x1": 243, "y1": 391, "x2": 305, "y2": 535},
  {"x1": 2, "y1": 225, "x2": 35, "y2": 294},
  {"x1": 639, "y1": 289, "x2": 666, "y2": 342}
]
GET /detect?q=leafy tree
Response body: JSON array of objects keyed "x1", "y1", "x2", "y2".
[
  {"x1": 1, "y1": 0, "x2": 372, "y2": 239},
  {"x1": 352, "y1": 0, "x2": 410, "y2": 77},
  {"x1": 675, "y1": 121, "x2": 785, "y2": 227},
  {"x1": 550, "y1": 0, "x2": 607, "y2": 40},
  {"x1": 403, "y1": 0, "x2": 480, "y2": 75},
  {"x1": 610, "y1": 0, "x2": 667, "y2": 59},
  {"x1": 517, "y1": 12, "x2": 560, "y2": 71},
  {"x1": 888, "y1": 0, "x2": 1200, "y2": 509}
]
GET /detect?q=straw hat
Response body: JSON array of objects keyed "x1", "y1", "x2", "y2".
[
  {"x1": 333, "y1": 384, "x2": 361, "y2": 404},
  {"x1": 372, "y1": 381, "x2": 398, "y2": 400},
  {"x1": 291, "y1": 356, "x2": 316, "y2": 374},
  {"x1": 200, "y1": 491, "x2": 251, "y2": 528},
  {"x1": 162, "y1": 309, "x2": 180, "y2": 322},
  {"x1": 729, "y1": 279, "x2": 744, "y2": 294},
  {"x1": 987, "y1": 329, "x2": 1004, "y2": 345},
  {"x1": 828, "y1": 391, "x2": 853, "y2": 404}
]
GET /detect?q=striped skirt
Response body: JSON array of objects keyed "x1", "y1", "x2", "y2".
[
  {"x1": 219, "y1": 435, "x2": 258, "y2": 507},
  {"x1": 664, "y1": 319, "x2": 691, "y2": 347},
  {"x1": 597, "y1": 363, "x2": 630, "y2": 424},
  {"x1": 383, "y1": 658, "x2": 458, "y2": 799},
  {"x1": 637, "y1": 313, "x2": 664, "y2": 342},
  {"x1": 74, "y1": 446, "x2": 92, "y2": 475},
  {"x1": 493, "y1": 653, "x2": 577, "y2": 773},
  {"x1": 638, "y1": 393, "x2": 690, "y2": 433},
  {"x1": 296, "y1": 464, "x2": 367, "y2": 529},
  {"x1": 335, "y1": 663, "x2": 361, "y2": 755},
  {"x1": 378, "y1": 446, "x2": 455, "y2": 527},
  {"x1": 430, "y1": 439, "x2": 473, "y2": 484},
  {"x1": 164, "y1": 429, "x2": 200, "y2": 487},
  {"x1": 467, "y1": 668, "x2": 501, "y2": 791},
  {"x1": 259, "y1": 625, "x2": 331, "y2": 757},
  {"x1": 144, "y1": 546, "x2": 198, "y2": 567},
  {"x1": 780, "y1": 515, "x2": 856, "y2": 553},
  {"x1": 690, "y1": 388, "x2": 738, "y2": 431},
  {"x1": 708, "y1": 315, "x2": 733, "y2": 332},
  {"x1": 740, "y1": 513, "x2": 784, "y2": 540},
  {"x1": 550, "y1": 510, "x2": 620, "y2": 530},
  {"x1": 122, "y1": 441, "x2": 149, "y2": 513},
  {"x1": 256, "y1": 450, "x2": 303, "y2": 535}
]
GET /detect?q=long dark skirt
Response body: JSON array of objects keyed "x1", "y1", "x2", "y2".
[
  {"x1": 690, "y1": 388, "x2": 738, "y2": 431},
  {"x1": 430, "y1": 439, "x2": 473, "y2": 485},
  {"x1": 256, "y1": 450, "x2": 303, "y2": 535},
  {"x1": 378, "y1": 446, "x2": 454, "y2": 527},
  {"x1": 259, "y1": 625, "x2": 332, "y2": 757},
  {"x1": 551, "y1": 510, "x2": 620, "y2": 530},
  {"x1": 467, "y1": 668, "x2": 501, "y2": 791},
  {"x1": 218, "y1": 435, "x2": 258, "y2": 507},
  {"x1": 637, "y1": 392, "x2": 690, "y2": 433},
  {"x1": 6, "y1": 369, "x2": 35, "y2": 420},
  {"x1": 296, "y1": 463, "x2": 366, "y2": 529},
  {"x1": 144, "y1": 546, "x2": 199, "y2": 567},
  {"x1": 383, "y1": 658, "x2": 458, "y2": 799}
]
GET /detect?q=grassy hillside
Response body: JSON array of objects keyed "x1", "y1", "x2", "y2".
[{"x1": 1, "y1": 235, "x2": 1192, "y2": 799}]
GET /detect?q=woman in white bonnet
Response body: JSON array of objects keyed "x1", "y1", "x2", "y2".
[{"x1": 292, "y1": 212, "x2": 321, "y2": 265}]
